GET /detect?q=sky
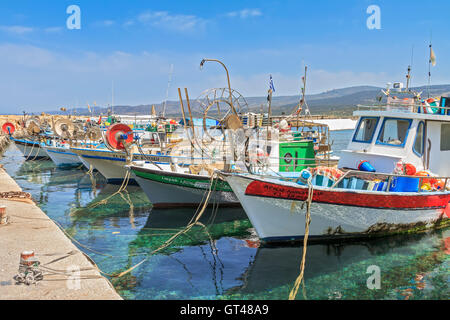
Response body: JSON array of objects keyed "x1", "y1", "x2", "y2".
[{"x1": 0, "y1": 0, "x2": 449, "y2": 113}]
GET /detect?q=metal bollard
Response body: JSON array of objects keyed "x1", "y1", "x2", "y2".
[{"x1": 0, "y1": 205, "x2": 8, "y2": 225}]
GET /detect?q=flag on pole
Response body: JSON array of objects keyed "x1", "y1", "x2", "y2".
[
  {"x1": 267, "y1": 75, "x2": 275, "y2": 102},
  {"x1": 269, "y1": 75, "x2": 275, "y2": 92},
  {"x1": 430, "y1": 45, "x2": 436, "y2": 66}
]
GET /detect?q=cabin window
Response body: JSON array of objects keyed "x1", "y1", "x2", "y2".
[
  {"x1": 376, "y1": 118, "x2": 412, "y2": 147},
  {"x1": 353, "y1": 117, "x2": 379, "y2": 143},
  {"x1": 441, "y1": 123, "x2": 450, "y2": 151},
  {"x1": 413, "y1": 121, "x2": 425, "y2": 156}
]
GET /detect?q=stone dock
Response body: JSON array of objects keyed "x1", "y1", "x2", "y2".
[{"x1": 0, "y1": 149, "x2": 122, "y2": 300}]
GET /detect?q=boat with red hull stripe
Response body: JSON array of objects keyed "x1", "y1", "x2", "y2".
[{"x1": 245, "y1": 180, "x2": 450, "y2": 210}]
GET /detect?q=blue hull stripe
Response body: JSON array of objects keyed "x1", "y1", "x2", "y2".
[{"x1": 47, "y1": 149, "x2": 77, "y2": 156}]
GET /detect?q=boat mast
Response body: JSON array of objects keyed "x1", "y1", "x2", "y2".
[
  {"x1": 111, "y1": 80, "x2": 115, "y2": 115},
  {"x1": 427, "y1": 33, "x2": 435, "y2": 99},
  {"x1": 162, "y1": 64, "x2": 174, "y2": 118}
]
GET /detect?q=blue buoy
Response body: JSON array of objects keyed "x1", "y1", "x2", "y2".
[{"x1": 358, "y1": 160, "x2": 376, "y2": 172}]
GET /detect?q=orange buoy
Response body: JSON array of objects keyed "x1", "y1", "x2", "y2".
[{"x1": 404, "y1": 163, "x2": 416, "y2": 176}]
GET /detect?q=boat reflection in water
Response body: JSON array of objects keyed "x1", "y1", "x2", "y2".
[
  {"x1": 228, "y1": 228, "x2": 450, "y2": 300},
  {"x1": 106, "y1": 202, "x2": 450, "y2": 300}
]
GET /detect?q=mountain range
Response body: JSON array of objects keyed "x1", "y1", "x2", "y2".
[{"x1": 46, "y1": 84, "x2": 450, "y2": 118}]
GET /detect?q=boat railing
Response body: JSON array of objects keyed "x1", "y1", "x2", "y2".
[
  {"x1": 330, "y1": 169, "x2": 450, "y2": 193},
  {"x1": 357, "y1": 103, "x2": 450, "y2": 115}
]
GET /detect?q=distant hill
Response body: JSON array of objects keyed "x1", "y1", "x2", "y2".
[{"x1": 46, "y1": 84, "x2": 450, "y2": 117}]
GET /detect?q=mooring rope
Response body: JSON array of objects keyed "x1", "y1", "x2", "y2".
[
  {"x1": 288, "y1": 179, "x2": 313, "y2": 300},
  {"x1": 24, "y1": 140, "x2": 36, "y2": 160},
  {"x1": 87, "y1": 170, "x2": 132, "y2": 209},
  {"x1": 111, "y1": 172, "x2": 220, "y2": 278},
  {"x1": 29, "y1": 140, "x2": 42, "y2": 161}
]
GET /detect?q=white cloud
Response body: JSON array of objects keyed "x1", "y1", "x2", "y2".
[
  {"x1": 99, "y1": 20, "x2": 115, "y2": 27},
  {"x1": 137, "y1": 11, "x2": 207, "y2": 32},
  {"x1": 44, "y1": 27, "x2": 63, "y2": 34},
  {"x1": 226, "y1": 9, "x2": 262, "y2": 19},
  {"x1": 0, "y1": 25, "x2": 34, "y2": 34},
  {"x1": 123, "y1": 20, "x2": 135, "y2": 27}
]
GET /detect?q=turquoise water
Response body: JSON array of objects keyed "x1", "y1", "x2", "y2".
[{"x1": 0, "y1": 130, "x2": 448, "y2": 300}]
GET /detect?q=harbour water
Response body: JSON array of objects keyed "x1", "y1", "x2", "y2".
[{"x1": 1, "y1": 130, "x2": 448, "y2": 300}]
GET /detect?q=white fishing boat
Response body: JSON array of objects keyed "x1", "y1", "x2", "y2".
[
  {"x1": 225, "y1": 82, "x2": 450, "y2": 243},
  {"x1": 71, "y1": 122, "x2": 186, "y2": 183},
  {"x1": 11, "y1": 138, "x2": 50, "y2": 160},
  {"x1": 44, "y1": 144, "x2": 82, "y2": 167}
]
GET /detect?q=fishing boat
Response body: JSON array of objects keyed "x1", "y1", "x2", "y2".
[
  {"x1": 10, "y1": 137, "x2": 50, "y2": 160},
  {"x1": 225, "y1": 81, "x2": 450, "y2": 243},
  {"x1": 71, "y1": 120, "x2": 186, "y2": 183},
  {"x1": 129, "y1": 113, "x2": 334, "y2": 208},
  {"x1": 129, "y1": 67, "x2": 337, "y2": 208}
]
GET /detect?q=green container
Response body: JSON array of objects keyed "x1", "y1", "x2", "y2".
[{"x1": 279, "y1": 141, "x2": 315, "y2": 172}]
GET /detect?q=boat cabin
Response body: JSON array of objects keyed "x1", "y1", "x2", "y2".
[{"x1": 339, "y1": 90, "x2": 450, "y2": 177}]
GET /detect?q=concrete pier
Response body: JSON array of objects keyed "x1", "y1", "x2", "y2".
[{"x1": 0, "y1": 166, "x2": 122, "y2": 300}]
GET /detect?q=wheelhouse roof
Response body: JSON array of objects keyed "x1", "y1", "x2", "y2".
[{"x1": 354, "y1": 110, "x2": 450, "y2": 122}]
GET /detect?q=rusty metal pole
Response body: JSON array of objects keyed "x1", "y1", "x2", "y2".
[{"x1": 200, "y1": 59, "x2": 236, "y2": 115}]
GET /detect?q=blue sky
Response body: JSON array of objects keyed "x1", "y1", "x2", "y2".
[{"x1": 0, "y1": 0, "x2": 449, "y2": 113}]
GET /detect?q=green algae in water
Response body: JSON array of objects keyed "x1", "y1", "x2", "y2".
[{"x1": 1, "y1": 141, "x2": 449, "y2": 300}]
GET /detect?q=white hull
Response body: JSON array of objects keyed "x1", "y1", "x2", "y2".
[
  {"x1": 44, "y1": 146, "x2": 82, "y2": 167},
  {"x1": 78, "y1": 156, "x2": 92, "y2": 170},
  {"x1": 71, "y1": 148, "x2": 172, "y2": 183},
  {"x1": 134, "y1": 174, "x2": 238, "y2": 208},
  {"x1": 14, "y1": 140, "x2": 49, "y2": 160},
  {"x1": 226, "y1": 175, "x2": 448, "y2": 242}
]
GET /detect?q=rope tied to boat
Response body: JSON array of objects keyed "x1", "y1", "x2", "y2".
[
  {"x1": 289, "y1": 178, "x2": 313, "y2": 300},
  {"x1": 110, "y1": 171, "x2": 220, "y2": 279},
  {"x1": 87, "y1": 153, "x2": 133, "y2": 209},
  {"x1": 24, "y1": 139, "x2": 36, "y2": 160}
]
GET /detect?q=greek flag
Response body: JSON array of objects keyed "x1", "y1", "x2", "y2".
[{"x1": 269, "y1": 75, "x2": 275, "y2": 92}]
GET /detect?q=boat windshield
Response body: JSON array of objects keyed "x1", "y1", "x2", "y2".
[
  {"x1": 353, "y1": 117, "x2": 379, "y2": 143},
  {"x1": 376, "y1": 118, "x2": 412, "y2": 147}
]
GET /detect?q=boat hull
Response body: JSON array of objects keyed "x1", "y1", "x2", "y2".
[
  {"x1": 13, "y1": 139, "x2": 49, "y2": 160},
  {"x1": 71, "y1": 148, "x2": 177, "y2": 184},
  {"x1": 226, "y1": 174, "x2": 450, "y2": 243},
  {"x1": 45, "y1": 146, "x2": 82, "y2": 167},
  {"x1": 131, "y1": 165, "x2": 239, "y2": 208}
]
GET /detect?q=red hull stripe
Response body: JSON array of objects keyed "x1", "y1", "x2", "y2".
[{"x1": 245, "y1": 181, "x2": 450, "y2": 209}]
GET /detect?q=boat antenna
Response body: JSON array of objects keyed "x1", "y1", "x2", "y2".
[
  {"x1": 162, "y1": 64, "x2": 174, "y2": 118},
  {"x1": 427, "y1": 32, "x2": 436, "y2": 98},
  {"x1": 406, "y1": 45, "x2": 414, "y2": 91},
  {"x1": 111, "y1": 80, "x2": 115, "y2": 115}
]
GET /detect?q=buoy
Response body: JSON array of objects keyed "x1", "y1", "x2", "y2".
[
  {"x1": 435, "y1": 180, "x2": 445, "y2": 190},
  {"x1": 2, "y1": 122, "x2": 15, "y2": 135},
  {"x1": 404, "y1": 163, "x2": 416, "y2": 176},
  {"x1": 298, "y1": 169, "x2": 312, "y2": 185},
  {"x1": 358, "y1": 160, "x2": 376, "y2": 172}
]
